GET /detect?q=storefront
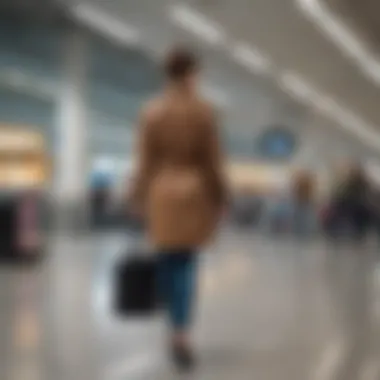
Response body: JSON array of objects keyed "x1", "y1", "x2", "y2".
[
  {"x1": 0, "y1": 17, "x2": 59, "y2": 259},
  {"x1": 0, "y1": 126, "x2": 49, "y2": 261}
]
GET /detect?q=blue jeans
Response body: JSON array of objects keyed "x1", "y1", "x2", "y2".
[{"x1": 157, "y1": 250, "x2": 197, "y2": 330}]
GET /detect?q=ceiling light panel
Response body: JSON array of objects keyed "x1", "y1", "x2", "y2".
[
  {"x1": 169, "y1": 4, "x2": 226, "y2": 45},
  {"x1": 72, "y1": 3, "x2": 140, "y2": 46},
  {"x1": 313, "y1": 95, "x2": 337, "y2": 114},
  {"x1": 296, "y1": 0, "x2": 363, "y2": 60},
  {"x1": 201, "y1": 84, "x2": 230, "y2": 108},
  {"x1": 295, "y1": 0, "x2": 380, "y2": 85},
  {"x1": 277, "y1": 68, "x2": 380, "y2": 151},
  {"x1": 232, "y1": 43, "x2": 271, "y2": 74},
  {"x1": 363, "y1": 59, "x2": 380, "y2": 83},
  {"x1": 318, "y1": 99, "x2": 380, "y2": 151},
  {"x1": 279, "y1": 71, "x2": 317, "y2": 102}
]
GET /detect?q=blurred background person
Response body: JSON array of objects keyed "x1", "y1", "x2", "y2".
[
  {"x1": 343, "y1": 162, "x2": 372, "y2": 240},
  {"x1": 267, "y1": 190, "x2": 293, "y2": 234},
  {"x1": 90, "y1": 163, "x2": 114, "y2": 227},
  {"x1": 130, "y1": 46, "x2": 227, "y2": 371},
  {"x1": 231, "y1": 186, "x2": 263, "y2": 228},
  {"x1": 291, "y1": 169, "x2": 317, "y2": 237},
  {"x1": 327, "y1": 160, "x2": 372, "y2": 240},
  {"x1": 321, "y1": 161, "x2": 350, "y2": 237}
]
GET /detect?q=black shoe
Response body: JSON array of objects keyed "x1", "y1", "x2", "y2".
[{"x1": 171, "y1": 344, "x2": 195, "y2": 372}]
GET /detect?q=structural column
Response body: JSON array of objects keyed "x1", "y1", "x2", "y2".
[
  {"x1": 55, "y1": 26, "x2": 88, "y2": 232},
  {"x1": 48, "y1": 26, "x2": 98, "y2": 380}
]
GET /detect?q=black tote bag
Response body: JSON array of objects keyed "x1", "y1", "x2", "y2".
[{"x1": 113, "y1": 245, "x2": 159, "y2": 317}]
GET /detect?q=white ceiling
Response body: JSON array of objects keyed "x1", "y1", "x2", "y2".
[
  {"x1": 181, "y1": 0, "x2": 380, "y2": 128},
  {"x1": 324, "y1": 0, "x2": 380, "y2": 52},
  {"x1": 66, "y1": 0, "x2": 380, "y2": 160}
]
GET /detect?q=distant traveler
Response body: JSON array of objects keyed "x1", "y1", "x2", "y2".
[
  {"x1": 130, "y1": 46, "x2": 227, "y2": 371},
  {"x1": 339, "y1": 162, "x2": 371, "y2": 239},
  {"x1": 292, "y1": 169, "x2": 316, "y2": 237}
]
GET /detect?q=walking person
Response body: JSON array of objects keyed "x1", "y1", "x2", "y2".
[
  {"x1": 291, "y1": 169, "x2": 316, "y2": 238},
  {"x1": 342, "y1": 163, "x2": 372, "y2": 241},
  {"x1": 130, "y1": 47, "x2": 227, "y2": 371}
]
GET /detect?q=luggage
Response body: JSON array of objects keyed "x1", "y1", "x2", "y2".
[{"x1": 113, "y1": 249, "x2": 159, "y2": 317}]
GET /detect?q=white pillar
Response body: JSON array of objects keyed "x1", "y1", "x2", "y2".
[
  {"x1": 55, "y1": 27, "x2": 88, "y2": 231},
  {"x1": 48, "y1": 27, "x2": 97, "y2": 380}
]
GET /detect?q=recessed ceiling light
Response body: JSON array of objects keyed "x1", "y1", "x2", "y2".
[
  {"x1": 71, "y1": 3, "x2": 140, "y2": 46},
  {"x1": 278, "y1": 69, "x2": 380, "y2": 151},
  {"x1": 295, "y1": 0, "x2": 380, "y2": 86},
  {"x1": 362, "y1": 59, "x2": 380, "y2": 83},
  {"x1": 201, "y1": 84, "x2": 230, "y2": 108},
  {"x1": 323, "y1": 101, "x2": 380, "y2": 150},
  {"x1": 313, "y1": 95, "x2": 337, "y2": 114},
  {"x1": 231, "y1": 42, "x2": 271, "y2": 74},
  {"x1": 279, "y1": 71, "x2": 317, "y2": 102},
  {"x1": 169, "y1": 4, "x2": 225, "y2": 46}
]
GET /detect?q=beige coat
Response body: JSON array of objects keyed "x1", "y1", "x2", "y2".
[{"x1": 130, "y1": 92, "x2": 227, "y2": 249}]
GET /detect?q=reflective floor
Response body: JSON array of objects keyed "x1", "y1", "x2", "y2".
[{"x1": 1, "y1": 229, "x2": 379, "y2": 380}]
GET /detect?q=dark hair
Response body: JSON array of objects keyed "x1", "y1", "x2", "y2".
[{"x1": 163, "y1": 47, "x2": 199, "y2": 80}]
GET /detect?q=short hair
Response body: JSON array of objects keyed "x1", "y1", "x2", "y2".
[{"x1": 163, "y1": 46, "x2": 199, "y2": 80}]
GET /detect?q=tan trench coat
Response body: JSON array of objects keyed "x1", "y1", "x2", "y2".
[{"x1": 130, "y1": 93, "x2": 226, "y2": 249}]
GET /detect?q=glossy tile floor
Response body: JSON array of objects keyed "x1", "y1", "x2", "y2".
[{"x1": 1, "y1": 229, "x2": 379, "y2": 380}]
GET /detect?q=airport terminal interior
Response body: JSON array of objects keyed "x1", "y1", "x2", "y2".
[{"x1": 1, "y1": 1, "x2": 380, "y2": 379}]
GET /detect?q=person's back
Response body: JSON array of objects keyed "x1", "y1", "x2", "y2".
[
  {"x1": 141, "y1": 94, "x2": 224, "y2": 248},
  {"x1": 130, "y1": 47, "x2": 226, "y2": 371}
]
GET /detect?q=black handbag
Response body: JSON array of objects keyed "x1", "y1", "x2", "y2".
[{"x1": 113, "y1": 248, "x2": 159, "y2": 317}]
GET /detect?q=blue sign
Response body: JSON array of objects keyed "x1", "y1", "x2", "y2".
[{"x1": 255, "y1": 127, "x2": 297, "y2": 160}]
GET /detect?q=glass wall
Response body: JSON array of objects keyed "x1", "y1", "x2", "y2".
[
  {"x1": 0, "y1": 18, "x2": 63, "y2": 152},
  {"x1": 86, "y1": 35, "x2": 162, "y2": 195},
  {"x1": 87, "y1": 36, "x2": 162, "y2": 157},
  {"x1": 0, "y1": 18, "x2": 163, "y2": 189}
]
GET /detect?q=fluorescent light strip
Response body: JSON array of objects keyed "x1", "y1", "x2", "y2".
[
  {"x1": 169, "y1": 4, "x2": 225, "y2": 45},
  {"x1": 72, "y1": 3, "x2": 140, "y2": 45},
  {"x1": 279, "y1": 71, "x2": 318, "y2": 102},
  {"x1": 364, "y1": 59, "x2": 380, "y2": 83},
  {"x1": 318, "y1": 97, "x2": 380, "y2": 151},
  {"x1": 295, "y1": 0, "x2": 380, "y2": 85},
  {"x1": 0, "y1": 68, "x2": 56, "y2": 100},
  {"x1": 365, "y1": 160, "x2": 380, "y2": 185},
  {"x1": 313, "y1": 95, "x2": 338, "y2": 114},
  {"x1": 201, "y1": 84, "x2": 230, "y2": 108},
  {"x1": 232, "y1": 43, "x2": 271, "y2": 74},
  {"x1": 278, "y1": 70, "x2": 380, "y2": 151}
]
